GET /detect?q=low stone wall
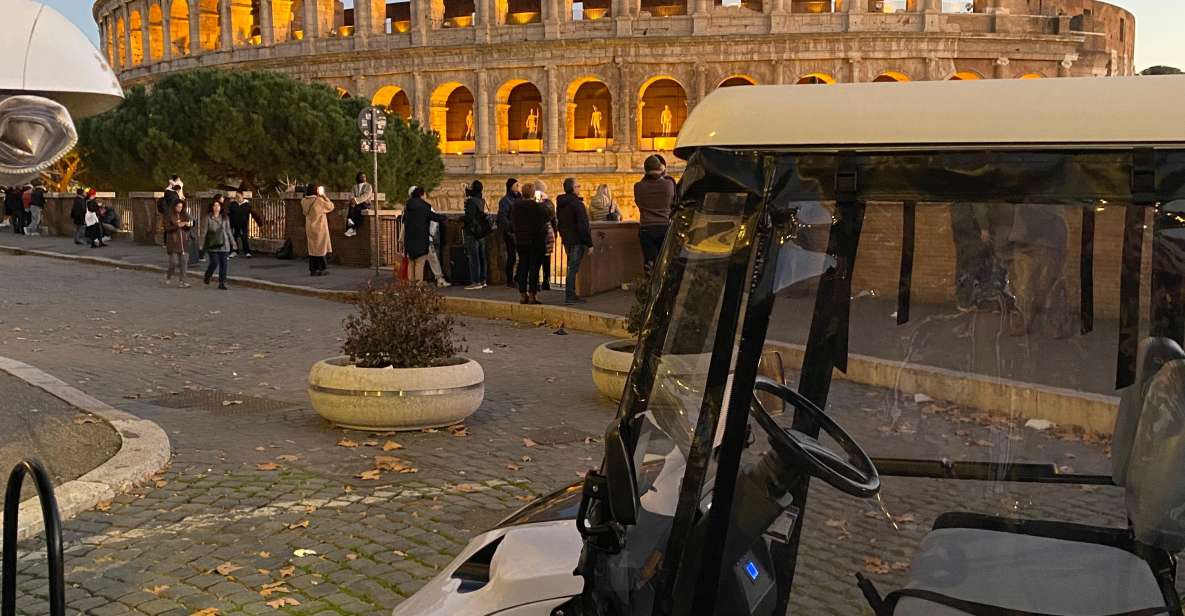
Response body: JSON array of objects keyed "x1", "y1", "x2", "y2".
[{"x1": 283, "y1": 194, "x2": 394, "y2": 268}]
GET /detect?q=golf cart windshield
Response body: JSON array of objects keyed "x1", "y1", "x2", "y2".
[{"x1": 570, "y1": 78, "x2": 1185, "y2": 616}]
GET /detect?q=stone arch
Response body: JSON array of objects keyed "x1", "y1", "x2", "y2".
[
  {"x1": 435, "y1": 0, "x2": 477, "y2": 27},
  {"x1": 1017, "y1": 72, "x2": 1045, "y2": 79},
  {"x1": 336, "y1": 87, "x2": 352, "y2": 99},
  {"x1": 572, "y1": 0, "x2": 610, "y2": 21},
  {"x1": 950, "y1": 70, "x2": 983, "y2": 80},
  {"x1": 147, "y1": 3, "x2": 164, "y2": 61},
  {"x1": 796, "y1": 72, "x2": 837, "y2": 84},
  {"x1": 430, "y1": 82, "x2": 476, "y2": 155},
  {"x1": 272, "y1": 0, "x2": 304, "y2": 41},
  {"x1": 496, "y1": 80, "x2": 544, "y2": 153},
  {"x1": 567, "y1": 76, "x2": 612, "y2": 152},
  {"x1": 198, "y1": 0, "x2": 221, "y2": 51},
  {"x1": 116, "y1": 17, "x2": 128, "y2": 67},
  {"x1": 502, "y1": 0, "x2": 541, "y2": 25},
  {"x1": 641, "y1": 0, "x2": 686, "y2": 16},
  {"x1": 638, "y1": 76, "x2": 687, "y2": 151},
  {"x1": 718, "y1": 74, "x2": 756, "y2": 88},
  {"x1": 170, "y1": 0, "x2": 190, "y2": 55},
  {"x1": 129, "y1": 8, "x2": 145, "y2": 65},
  {"x1": 104, "y1": 18, "x2": 116, "y2": 67},
  {"x1": 228, "y1": 0, "x2": 259, "y2": 46},
  {"x1": 373, "y1": 85, "x2": 413, "y2": 120},
  {"x1": 873, "y1": 70, "x2": 910, "y2": 82}
]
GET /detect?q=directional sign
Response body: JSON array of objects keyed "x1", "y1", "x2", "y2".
[
  {"x1": 358, "y1": 107, "x2": 387, "y2": 138},
  {"x1": 360, "y1": 139, "x2": 387, "y2": 154}
]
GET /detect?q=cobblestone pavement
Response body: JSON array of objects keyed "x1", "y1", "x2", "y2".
[{"x1": 0, "y1": 254, "x2": 1141, "y2": 616}]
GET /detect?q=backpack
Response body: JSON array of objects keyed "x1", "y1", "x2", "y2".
[
  {"x1": 466, "y1": 198, "x2": 493, "y2": 240},
  {"x1": 275, "y1": 239, "x2": 294, "y2": 260},
  {"x1": 157, "y1": 195, "x2": 168, "y2": 215}
]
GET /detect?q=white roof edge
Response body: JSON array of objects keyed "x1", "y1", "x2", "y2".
[{"x1": 674, "y1": 76, "x2": 1185, "y2": 155}]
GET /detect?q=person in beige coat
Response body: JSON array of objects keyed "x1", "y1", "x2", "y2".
[{"x1": 302, "y1": 184, "x2": 335, "y2": 276}]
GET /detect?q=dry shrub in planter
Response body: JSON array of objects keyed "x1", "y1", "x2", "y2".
[{"x1": 342, "y1": 282, "x2": 463, "y2": 369}]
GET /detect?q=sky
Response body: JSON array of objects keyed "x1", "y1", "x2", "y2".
[{"x1": 38, "y1": 0, "x2": 1185, "y2": 71}]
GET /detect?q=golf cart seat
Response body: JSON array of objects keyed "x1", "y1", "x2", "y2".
[{"x1": 877, "y1": 338, "x2": 1185, "y2": 616}]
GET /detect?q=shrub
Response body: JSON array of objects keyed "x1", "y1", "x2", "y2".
[{"x1": 342, "y1": 282, "x2": 462, "y2": 369}]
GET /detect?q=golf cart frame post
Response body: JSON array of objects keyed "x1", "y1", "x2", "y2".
[{"x1": 566, "y1": 76, "x2": 1185, "y2": 616}]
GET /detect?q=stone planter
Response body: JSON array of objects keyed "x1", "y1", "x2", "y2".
[
  {"x1": 308, "y1": 356, "x2": 484, "y2": 430},
  {"x1": 592, "y1": 339, "x2": 636, "y2": 402}
]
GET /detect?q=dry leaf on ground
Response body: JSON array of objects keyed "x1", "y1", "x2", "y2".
[
  {"x1": 357, "y1": 469, "x2": 382, "y2": 481},
  {"x1": 454, "y1": 483, "x2": 481, "y2": 493},
  {"x1": 279, "y1": 566, "x2": 296, "y2": 578},
  {"x1": 276, "y1": 455, "x2": 299, "y2": 462},
  {"x1": 256, "y1": 462, "x2": 281, "y2": 471},
  {"x1": 266, "y1": 597, "x2": 300, "y2": 608},
  {"x1": 155, "y1": 480, "x2": 169, "y2": 488},
  {"x1": 287, "y1": 520, "x2": 309, "y2": 530},
  {"x1": 382, "y1": 440, "x2": 403, "y2": 451},
  {"x1": 259, "y1": 581, "x2": 291, "y2": 597},
  {"x1": 891, "y1": 561, "x2": 910, "y2": 571},
  {"x1": 521, "y1": 455, "x2": 532, "y2": 462},
  {"x1": 824, "y1": 518, "x2": 850, "y2": 539},
  {"x1": 522, "y1": 437, "x2": 538, "y2": 448},
  {"x1": 363, "y1": 440, "x2": 379, "y2": 447},
  {"x1": 337, "y1": 439, "x2": 360, "y2": 448},
  {"x1": 293, "y1": 549, "x2": 317, "y2": 558},
  {"x1": 258, "y1": 551, "x2": 270, "y2": 558},
  {"x1": 145, "y1": 585, "x2": 169, "y2": 595},
  {"x1": 190, "y1": 609, "x2": 220, "y2": 616},
  {"x1": 374, "y1": 456, "x2": 417, "y2": 473},
  {"x1": 506, "y1": 463, "x2": 521, "y2": 471},
  {"x1": 863, "y1": 557, "x2": 891, "y2": 574},
  {"x1": 95, "y1": 500, "x2": 112, "y2": 512},
  {"x1": 345, "y1": 553, "x2": 359, "y2": 561},
  {"x1": 214, "y1": 563, "x2": 242, "y2": 576},
  {"x1": 448, "y1": 425, "x2": 469, "y2": 437}
]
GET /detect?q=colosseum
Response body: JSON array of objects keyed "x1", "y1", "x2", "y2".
[{"x1": 92, "y1": 0, "x2": 1137, "y2": 204}]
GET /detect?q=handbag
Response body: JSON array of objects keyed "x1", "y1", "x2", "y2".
[
  {"x1": 203, "y1": 226, "x2": 225, "y2": 251},
  {"x1": 84, "y1": 210, "x2": 99, "y2": 226}
]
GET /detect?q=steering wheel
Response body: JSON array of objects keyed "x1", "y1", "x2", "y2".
[{"x1": 749, "y1": 377, "x2": 880, "y2": 498}]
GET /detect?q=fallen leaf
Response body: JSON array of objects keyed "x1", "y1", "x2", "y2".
[
  {"x1": 343, "y1": 485, "x2": 354, "y2": 493},
  {"x1": 293, "y1": 549, "x2": 317, "y2": 558},
  {"x1": 259, "y1": 581, "x2": 291, "y2": 597},
  {"x1": 584, "y1": 436, "x2": 599, "y2": 444},
  {"x1": 337, "y1": 439, "x2": 359, "y2": 448},
  {"x1": 279, "y1": 566, "x2": 296, "y2": 578},
  {"x1": 363, "y1": 440, "x2": 379, "y2": 446},
  {"x1": 215, "y1": 563, "x2": 242, "y2": 576},
  {"x1": 276, "y1": 455, "x2": 299, "y2": 463},
  {"x1": 255, "y1": 446, "x2": 266, "y2": 452},
  {"x1": 155, "y1": 480, "x2": 169, "y2": 488},
  {"x1": 95, "y1": 500, "x2": 112, "y2": 512},
  {"x1": 515, "y1": 495, "x2": 534, "y2": 502},
  {"x1": 374, "y1": 456, "x2": 418, "y2": 473},
  {"x1": 506, "y1": 463, "x2": 521, "y2": 471},
  {"x1": 393, "y1": 550, "x2": 407, "y2": 557},
  {"x1": 258, "y1": 569, "x2": 270, "y2": 575},
  {"x1": 256, "y1": 462, "x2": 281, "y2": 471},
  {"x1": 521, "y1": 455, "x2": 532, "y2": 463},
  {"x1": 145, "y1": 585, "x2": 170, "y2": 595},
  {"x1": 448, "y1": 425, "x2": 470, "y2": 437},
  {"x1": 891, "y1": 561, "x2": 910, "y2": 572},
  {"x1": 287, "y1": 520, "x2": 309, "y2": 529},
  {"x1": 190, "y1": 609, "x2": 220, "y2": 616},
  {"x1": 523, "y1": 437, "x2": 538, "y2": 448},
  {"x1": 382, "y1": 440, "x2": 403, "y2": 451},
  {"x1": 863, "y1": 557, "x2": 891, "y2": 575},
  {"x1": 345, "y1": 553, "x2": 359, "y2": 561},
  {"x1": 824, "y1": 518, "x2": 850, "y2": 539},
  {"x1": 266, "y1": 597, "x2": 300, "y2": 608},
  {"x1": 454, "y1": 483, "x2": 481, "y2": 493},
  {"x1": 357, "y1": 469, "x2": 382, "y2": 481}
]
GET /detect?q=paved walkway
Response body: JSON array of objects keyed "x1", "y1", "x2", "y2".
[
  {"x1": 0, "y1": 232, "x2": 1126, "y2": 396},
  {"x1": 0, "y1": 253, "x2": 1142, "y2": 616}
]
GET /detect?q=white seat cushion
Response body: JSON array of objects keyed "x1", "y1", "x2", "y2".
[{"x1": 893, "y1": 528, "x2": 1165, "y2": 615}]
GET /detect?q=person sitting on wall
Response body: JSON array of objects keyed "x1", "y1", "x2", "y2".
[{"x1": 346, "y1": 171, "x2": 375, "y2": 238}]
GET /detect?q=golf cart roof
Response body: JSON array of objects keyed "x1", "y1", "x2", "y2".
[{"x1": 674, "y1": 76, "x2": 1185, "y2": 156}]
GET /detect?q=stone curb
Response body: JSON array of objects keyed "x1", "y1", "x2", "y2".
[
  {"x1": 0, "y1": 244, "x2": 1118, "y2": 433},
  {"x1": 0, "y1": 356, "x2": 172, "y2": 546}
]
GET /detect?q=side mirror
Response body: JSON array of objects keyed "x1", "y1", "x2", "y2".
[{"x1": 604, "y1": 421, "x2": 639, "y2": 525}]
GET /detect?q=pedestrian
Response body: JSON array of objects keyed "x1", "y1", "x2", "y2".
[
  {"x1": 302, "y1": 184, "x2": 334, "y2": 277},
  {"x1": 511, "y1": 181, "x2": 551, "y2": 305},
  {"x1": 497, "y1": 178, "x2": 520, "y2": 288},
  {"x1": 227, "y1": 190, "x2": 260, "y2": 258},
  {"x1": 20, "y1": 184, "x2": 33, "y2": 235},
  {"x1": 462, "y1": 180, "x2": 491, "y2": 289},
  {"x1": 159, "y1": 176, "x2": 184, "y2": 245},
  {"x1": 26, "y1": 182, "x2": 45, "y2": 235},
  {"x1": 71, "y1": 188, "x2": 88, "y2": 245},
  {"x1": 556, "y1": 177, "x2": 594, "y2": 304},
  {"x1": 0, "y1": 187, "x2": 9, "y2": 228},
  {"x1": 532, "y1": 180, "x2": 558, "y2": 291},
  {"x1": 427, "y1": 218, "x2": 450, "y2": 287},
  {"x1": 202, "y1": 200, "x2": 235, "y2": 290},
  {"x1": 403, "y1": 186, "x2": 447, "y2": 284},
  {"x1": 1007, "y1": 205, "x2": 1071, "y2": 338},
  {"x1": 163, "y1": 199, "x2": 193, "y2": 286},
  {"x1": 84, "y1": 200, "x2": 105, "y2": 248},
  {"x1": 634, "y1": 155, "x2": 675, "y2": 271},
  {"x1": 98, "y1": 203, "x2": 121, "y2": 241},
  {"x1": 4, "y1": 187, "x2": 22, "y2": 234},
  {"x1": 345, "y1": 172, "x2": 374, "y2": 238},
  {"x1": 588, "y1": 184, "x2": 621, "y2": 222}
]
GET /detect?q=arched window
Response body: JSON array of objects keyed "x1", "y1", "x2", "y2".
[
  {"x1": 198, "y1": 0, "x2": 221, "y2": 50},
  {"x1": 170, "y1": 0, "x2": 190, "y2": 55},
  {"x1": 1018, "y1": 72, "x2": 1045, "y2": 79},
  {"x1": 639, "y1": 77, "x2": 687, "y2": 151},
  {"x1": 129, "y1": 9, "x2": 145, "y2": 64},
  {"x1": 497, "y1": 81, "x2": 544, "y2": 153},
  {"x1": 873, "y1": 71, "x2": 910, "y2": 82},
  {"x1": 950, "y1": 70, "x2": 983, "y2": 80},
  {"x1": 719, "y1": 75, "x2": 756, "y2": 88},
  {"x1": 431, "y1": 83, "x2": 476, "y2": 155},
  {"x1": 797, "y1": 72, "x2": 836, "y2": 84},
  {"x1": 116, "y1": 17, "x2": 128, "y2": 67},
  {"x1": 373, "y1": 86, "x2": 413, "y2": 120},
  {"x1": 568, "y1": 79, "x2": 612, "y2": 152},
  {"x1": 148, "y1": 3, "x2": 164, "y2": 61}
]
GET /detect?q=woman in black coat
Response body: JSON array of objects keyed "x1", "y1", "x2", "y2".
[
  {"x1": 511, "y1": 182, "x2": 553, "y2": 304},
  {"x1": 402, "y1": 186, "x2": 447, "y2": 284}
]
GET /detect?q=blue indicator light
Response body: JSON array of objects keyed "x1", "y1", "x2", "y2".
[{"x1": 745, "y1": 561, "x2": 759, "y2": 581}]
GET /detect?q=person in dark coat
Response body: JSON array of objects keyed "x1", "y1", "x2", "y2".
[
  {"x1": 634, "y1": 155, "x2": 675, "y2": 271},
  {"x1": 71, "y1": 188, "x2": 88, "y2": 244},
  {"x1": 556, "y1": 177, "x2": 594, "y2": 304},
  {"x1": 227, "y1": 191, "x2": 261, "y2": 257},
  {"x1": 462, "y1": 180, "x2": 490, "y2": 289},
  {"x1": 497, "y1": 178, "x2": 520, "y2": 287},
  {"x1": 511, "y1": 182, "x2": 552, "y2": 305},
  {"x1": 403, "y1": 186, "x2": 447, "y2": 284}
]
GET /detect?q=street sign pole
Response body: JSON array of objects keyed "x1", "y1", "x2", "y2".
[{"x1": 359, "y1": 106, "x2": 387, "y2": 276}]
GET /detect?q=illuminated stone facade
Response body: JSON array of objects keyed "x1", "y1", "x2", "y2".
[{"x1": 94, "y1": 0, "x2": 1136, "y2": 206}]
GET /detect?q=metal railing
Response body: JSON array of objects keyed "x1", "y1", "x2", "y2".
[
  {"x1": 248, "y1": 197, "x2": 287, "y2": 241},
  {"x1": 110, "y1": 196, "x2": 134, "y2": 233},
  {"x1": 2, "y1": 459, "x2": 65, "y2": 616}
]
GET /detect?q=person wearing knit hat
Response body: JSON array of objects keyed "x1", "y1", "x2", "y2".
[
  {"x1": 497, "y1": 178, "x2": 521, "y2": 287},
  {"x1": 634, "y1": 155, "x2": 675, "y2": 271},
  {"x1": 462, "y1": 180, "x2": 491, "y2": 289}
]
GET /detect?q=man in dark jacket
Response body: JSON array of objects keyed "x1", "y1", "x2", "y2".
[
  {"x1": 403, "y1": 186, "x2": 447, "y2": 284},
  {"x1": 71, "y1": 188, "x2": 88, "y2": 244},
  {"x1": 497, "y1": 178, "x2": 519, "y2": 287},
  {"x1": 556, "y1": 177, "x2": 594, "y2": 304},
  {"x1": 634, "y1": 155, "x2": 675, "y2": 271},
  {"x1": 511, "y1": 181, "x2": 551, "y2": 305},
  {"x1": 227, "y1": 191, "x2": 261, "y2": 257},
  {"x1": 5, "y1": 186, "x2": 25, "y2": 234}
]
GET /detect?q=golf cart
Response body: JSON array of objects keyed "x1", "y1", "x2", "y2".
[{"x1": 394, "y1": 76, "x2": 1185, "y2": 615}]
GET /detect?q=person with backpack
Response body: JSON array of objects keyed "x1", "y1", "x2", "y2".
[
  {"x1": 71, "y1": 188, "x2": 88, "y2": 245},
  {"x1": 497, "y1": 178, "x2": 520, "y2": 287},
  {"x1": 462, "y1": 180, "x2": 491, "y2": 290}
]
